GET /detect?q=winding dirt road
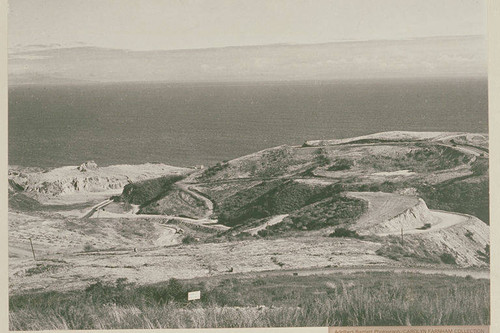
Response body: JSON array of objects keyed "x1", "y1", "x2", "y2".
[
  {"x1": 176, "y1": 181, "x2": 214, "y2": 219},
  {"x1": 376, "y1": 210, "x2": 470, "y2": 236}
]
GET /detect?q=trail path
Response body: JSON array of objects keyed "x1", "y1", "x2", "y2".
[
  {"x1": 246, "y1": 214, "x2": 289, "y2": 235},
  {"x1": 91, "y1": 210, "x2": 229, "y2": 230}
]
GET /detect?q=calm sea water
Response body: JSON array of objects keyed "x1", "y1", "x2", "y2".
[{"x1": 8, "y1": 78, "x2": 488, "y2": 168}]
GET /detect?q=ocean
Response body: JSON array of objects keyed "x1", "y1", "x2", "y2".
[{"x1": 8, "y1": 78, "x2": 488, "y2": 168}]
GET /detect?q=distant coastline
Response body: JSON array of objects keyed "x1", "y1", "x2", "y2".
[{"x1": 8, "y1": 35, "x2": 486, "y2": 86}]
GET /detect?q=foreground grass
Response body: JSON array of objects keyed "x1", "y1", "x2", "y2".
[{"x1": 9, "y1": 272, "x2": 489, "y2": 330}]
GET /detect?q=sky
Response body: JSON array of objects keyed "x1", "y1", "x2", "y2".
[{"x1": 8, "y1": 0, "x2": 487, "y2": 52}]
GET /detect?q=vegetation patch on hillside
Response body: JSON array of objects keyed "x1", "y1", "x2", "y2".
[
  {"x1": 215, "y1": 180, "x2": 283, "y2": 224},
  {"x1": 138, "y1": 189, "x2": 207, "y2": 217},
  {"x1": 217, "y1": 182, "x2": 344, "y2": 227},
  {"x1": 357, "y1": 145, "x2": 470, "y2": 173},
  {"x1": 120, "y1": 175, "x2": 184, "y2": 207},
  {"x1": 199, "y1": 162, "x2": 230, "y2": 180},
  {"x1": 258, "y1": 196, "x2": 366, "y2": 235},
  {"x1": 417, "y1": 178, "x2": 489, "y2": 224}
]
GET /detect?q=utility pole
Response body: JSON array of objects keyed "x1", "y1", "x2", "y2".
[
  {"x1": 401, "y1": 227, "x2": 404, "y2": 246},
  {"x1": 29, "y1": 237, "x2": 36, "y2": 262}
]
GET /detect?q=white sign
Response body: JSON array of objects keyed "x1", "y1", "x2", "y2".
[{"x1": 187, "y1": 290, "x2": 201, "y2": 301}]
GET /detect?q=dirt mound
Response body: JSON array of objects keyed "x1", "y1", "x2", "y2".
[{"x1": 369, "y1": 199, "x2": 437, "y2": 235}]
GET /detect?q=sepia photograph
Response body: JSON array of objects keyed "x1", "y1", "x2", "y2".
[{"x1": 6, "y1": 0, "x2": 491, "y2": 330}]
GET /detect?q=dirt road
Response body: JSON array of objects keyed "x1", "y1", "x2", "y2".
[
  {"x1": 246, "y1": 214, "x2": 289, "y2": 235},
  {"x1": 376, "y1": 210, "x2": 470, "y2": 237},
  {"x1": 230, "y1": 265, "x2": 490, "y2": 281},
  {"x1": 93, "y1": 210, "x2": 230, "y2": 230},
  {"x1": 176, "y1": 181, "x2": 214, "y2": 219}
]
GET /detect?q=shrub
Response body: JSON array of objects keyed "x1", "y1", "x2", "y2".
[
  {"x1": 270, "y1": 256, "x2": 285, "y2": 269},
  {"x1": 25, "y1": 264, "x2": 59, "y2": 276},
  {"x1": 83, "y1": 243, "x2": 96, "y2": 252},
  {"x1": 314, "y1": 149, "x2": 330, "y2": 166},
  {"x1": 328, "y1": 158, "x2": 354, "y2": 171},
  {"x1": 471, "y1": 158, "x2": 488, "y2": 176},
  {"x1": 329, "y1": 228, "x2": 362, "y2": 239},
  {"x1": 440, "y1": 253, "x2": 456, "y2": 265},
  {"x1": 201, "y1": 162, "x2": 229, "y2": 179},
  {"x1": 465, "y1": 230, "x2": 474, "y2": 240},
  {"x1": 417, "y1": 223, "x2": 432, "y2": 230},
  {"x1": 182, "y1": 235, "x2": 197, "y2": 244}
]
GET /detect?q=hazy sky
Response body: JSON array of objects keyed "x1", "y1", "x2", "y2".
[{"x1": 8, "y1": 0, "x2": 486, "y2": 51}]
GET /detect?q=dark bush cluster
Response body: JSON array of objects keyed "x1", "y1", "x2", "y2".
[
  {"x1": 471, "y1": 158, "x2": 488, "y2": 176},
  {"x1": 329, "y1": 227, "x2": 362, "y2": 239},
  {"x1": 357, "y1": 145, "x2": 469, "y2": 173},
  {"x1": 218, "y1": 182, "x2": 346, "y2": 227},
  {"x1": 121, "y1": 175, "x2": 184, "y2": 206},
  {"x1": 181, "y1": 235, "x2": 197, "y2": 244},
  {"x1": 439, "y1": 253, "x2": 457, "y2": 265},
  {"x1": 314, "y1": 148, "x2": 331, "y2": 167},
  {"x1": 417, "y1": 179, "x2": 489, "y2": 224},
  {"x1": 327, "y1": 158, "x2": 354, "y2": 171},
  {"x1": 200, "y1": 162, "x2": 229, "y2": 179}
]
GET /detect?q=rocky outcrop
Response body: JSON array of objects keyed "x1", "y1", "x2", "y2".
[
  {"x1": 24, "y1": 175, "x2": 126, "y2": 196},
  {"x1": 9, "y1": 163, "x2": 192, "y2": 199},
  {"x1": 77, "y1": 160, "x2": 98, "y2": 172}
]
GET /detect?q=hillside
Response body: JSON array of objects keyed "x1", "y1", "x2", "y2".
[{"x1": 8, "y1": 131, "x2": 490, "y2": 296}]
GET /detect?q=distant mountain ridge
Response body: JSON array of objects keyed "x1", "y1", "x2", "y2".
[{"x1": 9, "y1": 35, "x2": 486, "y2": 85}]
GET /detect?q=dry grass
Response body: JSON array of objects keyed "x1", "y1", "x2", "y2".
[{"x1": 9, "y1": 272, "x2": 489, "y2": 330}]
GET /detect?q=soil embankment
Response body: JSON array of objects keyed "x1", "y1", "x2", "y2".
[{"x1": 9, "y1": 162, "x2": 192, "y2": 204}]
